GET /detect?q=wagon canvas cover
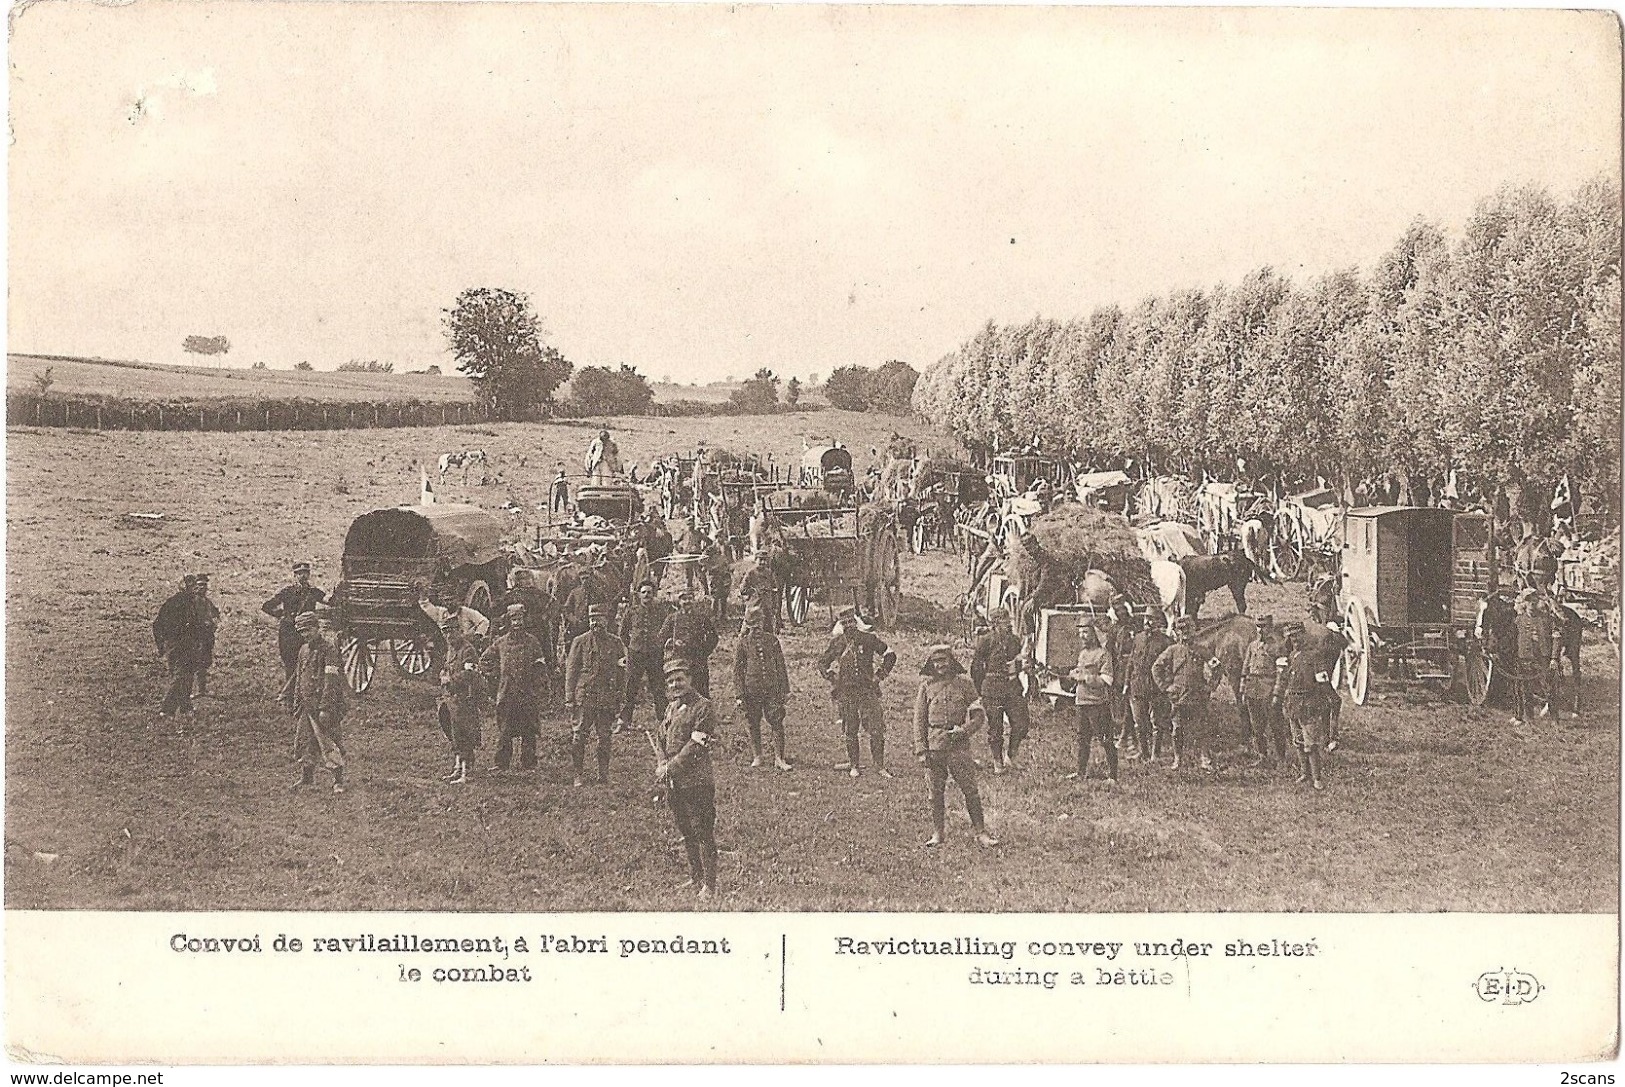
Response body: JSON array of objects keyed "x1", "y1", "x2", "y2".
[{"x1": 343, "y1": 503, "x2": 506, "y2": 567}]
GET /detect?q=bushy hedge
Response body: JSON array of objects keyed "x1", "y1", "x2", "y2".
[{"x1": 6, "y1": 390, "x2": 491, "y2": 432}]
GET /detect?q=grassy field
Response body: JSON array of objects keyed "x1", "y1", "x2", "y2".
[
  {"x1": 6, "y1": 353, "x2": 818, "y2": 408},
  {"x1": 4, "y1": 412, "x2": 1618, "y2": 913}
]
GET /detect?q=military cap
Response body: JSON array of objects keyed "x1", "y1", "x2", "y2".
[
  {"x1": 181, "y1": 574, "x2": 197, "y2": 587},
  {"x1": 506, "y1": 603, "x2": 528, "y2": 617},
  {"x1": 919, "y1": 644, "x2": 965, "y2": 675},
  {"x1": 292, "y1": 561, "x2": 312, "y2": 574},
  {"x1": 588, "y1": 603, "x2": 612, "y2": 619},
  {"x1": 663, "y1": 658, "x2": 692, "y2": 679}
]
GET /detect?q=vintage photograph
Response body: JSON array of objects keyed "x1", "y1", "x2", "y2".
[{"x1": 6, "y1": 3, "x2": 1619, "y2": 919}]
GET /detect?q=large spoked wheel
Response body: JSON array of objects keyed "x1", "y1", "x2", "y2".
[
  {"x1": 464, "y1": 579, "x2": 493, "y2": 616},
  {"x1": 1271, "y1": 517, "x2": 1303, "y2": 581},
  {"x1": 786, "y1": 586, "x2": 811, "y2": 626},
  {"x1": 391, "y1": 631, "x2": 441, "y2": 678},
  {"x1": 1342, "y1": 601, "x2": 1371, "y2": 706},
  {"x1": 877, "y1": 580, "x2": 901, "y2": 628},
  {"x1": 340, "y1": 636, "x2": 376, "y2": 694},
  {"x1": 1462, "y1": 642, "x2": 1491, "y2": 706}
]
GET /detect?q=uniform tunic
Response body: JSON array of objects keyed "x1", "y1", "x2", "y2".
[
  {"x1": 911, "y1": 675, "x2": 987, "y2": 834},
  {"x1": 438, "y1": 640, "x2": 485, "y2": 760},
  {"x1": 262, "y1": 584, "x2": 328, "y2": 675},
  {"x1": 1272, "y1": 649, "x2": 1331, "y2": 748},
  {"x1": 660, "y1": 609, "x2": 719, "y2": 695},
  {"x1": 291, "y1": 635, "x2": 347, "y2": 771},
  {"x1": 657, "y1": 694, "x2": 720, "y2": 846},
  {"x1": 970, "y1": 628, "x2": 1030, "y2": 758}
]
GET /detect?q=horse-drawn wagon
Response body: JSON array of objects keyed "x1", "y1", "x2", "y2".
[
  {"x1": 1073, "y1": 470, "x2": 1136, "y2": 514},
  {"x1": 769, "y1": 503, "x2": 901, "y2": 628},
  {"x1": 572, "y1": 482, "x2": 643, "y2": 525},
  {"x1": 1271, "y1": 487, "x2": 1345, "y2": 580},
  {"x1": 332, "y1": 503, "x2": 511, "y2": 693},
  {"x1": 1333, "y1": 506, "x2": 1494, "y2": 706},
  {"x1": 990, "y1": 453, "x2": 1071, "y2": 501},
  {"x1": 798, "y1": 439, "x2": 856, "y2": 497}
]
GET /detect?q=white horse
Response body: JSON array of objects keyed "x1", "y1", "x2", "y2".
[{"x1": 438, "y1": 449, "x2": 488, "y2": 485}]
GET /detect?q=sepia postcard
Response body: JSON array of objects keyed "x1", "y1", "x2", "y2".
[{"x1": 4, "y1": 0, "x2": 1620, "y2": 1068}]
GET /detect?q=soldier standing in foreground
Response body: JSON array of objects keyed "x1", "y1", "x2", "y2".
[
  {"x1": 1125, "y1": 612, "x2": 1172, "y2": 761},
  {"x1": 190, "y1": 573, "x2": 220, "y2": 698},
  {"x1": 733, "y1": 600, "x2": 793, "y2": 770},
  {"x1": 654, "y1": 659, "x2": 720, "y2": 900},
  {"x1": 153, "y1": 574, "x2": 203, "y2": 718},
  {"x1": 565, "y1": 603, "x2": 627, "y2": 787},
  {"x1": 1151, "y1": 616, "x2": 1222, "y2": 771},
  {"x1": 1511, "y1": 588, "x2": 1560, "y2": 724},
  {"x1": 262, "y1": 562, "x2": 328, "y2": 682},
  {"x1": 969, "y1": 606, "x2": 1030, "y2": 773},
  {"x1": 1273, "y1": 624, "x2": 1333, "y2": 789},
  {"x1": 1238, "y1": 615, "x2": 1285, "y2": 765},
  {"x1": 481, "y1": 604, "x2": 546, "y2": 773},
  {"x1": 617, "y1": 580, "x2": 671, "y2": 732},
  {"x1": 1067, "y1": 618, "x2": 1118, "y2": 785},
  {"x1": 437, "y1": 612, "x2": 484, "y2": 785},
  {"x1": 912, "y1": 644, "x2": 999, "y2": 849},
  {"x1": 820, "y1": 605, "x2": 897, "y2": 779},
  {"x1": 289, "y1": 606, "x2": 348, "y2": 793}
]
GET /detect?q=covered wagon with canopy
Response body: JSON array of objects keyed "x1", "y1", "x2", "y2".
[{"x1": 331, "y1": 503, "x2": 511, "y2": 693}]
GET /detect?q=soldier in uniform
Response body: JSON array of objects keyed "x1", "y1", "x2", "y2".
[
  {"x1": 703, "y1": 536, "x2": 732, "y2": 621},
  {"x1": 660, "y1": 589, "x2": 720, "y2": 697},
  {"x1": 565, "y1": 602, "x2": 627, "y2": 787},
  {"x1": 190, "y1": 573, "x2": 220, "y2": 699},
  {"x1": 733, "y1": 600, "x2": 792, "y2": 770},
  {"x1": 480, "y1": 604, "x2": 546, "y2": 772},
  {"x1": 289, "y1": 605, "x2": 348, "y2": 793},
  {"x1": 1273, "y1": 624, "x2": 1334, "y2": 789},
  {"x1": 1151, "y1": 616, "x2": 1223, "y2": 771},
  {"x1": 437, "y1": 612, "x2": 484, "y2": 785},
  {"x1": 1067, "y1": 618, "x2": 1117, "y2": 784},
  {"x1": 550, "y1": 466, "x2": 571, "y2": 515},
  {"x1": 969, "y1": 606, "x2": 1030, "y2": 772},
  {"x1": 1125, "y1": 613, "x2": 1173, "y2": 761},
  {"x1": 912, "y1": 644, "x2": 999, "y2": 848},
  {"x1": 153, "y1": 575, "x2": 204, "y2": 718},
  {"x1": 1237, "y1": 615, "x2": 1285, "y2": 764},
  {"x1": 561, "y1": 557, "x2": 614, "y2": 648},
  {"x1": 739, "y1": 547, "x2": 783, "y2": 633},
  {"x1": 655, "y1": 658, "x2": 721, "y2": 899},
  {"x1": 819, "y1": 605, "x2": 897, "y2": 778},
  {"x1": 1511, "y1": 588, "x2": 1560, "y2": 724},
  {"x1": 262, "y1": 562, "x2": 328, "y2": 682},
  {"x1": 1104, "y1": 596, "x2": 1137, "y2": 758},
  {"x1": 616, "y1": 581, "x2": 671, "y2": 732},
  {"x1": 1299, "y1": 616, "x2": 1348, "y2": 751}
]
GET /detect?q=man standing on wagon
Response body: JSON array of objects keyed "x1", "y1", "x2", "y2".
[
  {"x1": 820, "y1": 605, "x2": 897, "y2": 778},
  {"x1": 480, "y1": 604, "x2": 547, "y2": 773},
  {"x1": 262, "y1": 562, "x2": 327, "y2": 682}
]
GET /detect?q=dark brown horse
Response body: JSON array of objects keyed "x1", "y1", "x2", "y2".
[{"x1": 1179, "y1": 553, "x2": 1264, "y2": 618}]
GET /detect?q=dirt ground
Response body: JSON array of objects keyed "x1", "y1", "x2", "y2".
[{"x1": 5, "y1": 413, "x2": 1618, "y2": 912}]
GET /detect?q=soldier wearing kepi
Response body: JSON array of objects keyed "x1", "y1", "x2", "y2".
[
  {"x1": 1273, "y1": 624, "x2": 1334, "y2": 789},
  {"x1": 1067, "y1": 617, "x2": 1118, "y2": 785},
  {"x1": 437, "y1": 612, "x2": 484, "y2": 785},
  {"x1": 565, "y1": 602, "x2": 628, "y2": 787},
  {"x1": 820, "y1": 605, "x2": 897, "y2": 779},
  {"x1": 1125, "y1": 612, "x2": 1173, "y2": 762},
  {"x1": 1511, "y1": 588, "x2": 1560, "y2": 725},
  {"x1": 1151, "y1": 616, "x2": 1223, "y2": 771},
  {"x1": 190, "y1": 573, "x2": 220, "y2": 699},
  {"x1": 616, "y1": 580, "x2": 672, "y2": 733},
  {"x1": 655, "y1": 659, "x2": 721, "y2": 900},
  {"x1": 660, "y1": 589, "x2": 720, "y2": 697},
  {"x1": 288, "y1": 605, "x2": 348, "y2": 793},
  {"x1": 1238, "y1": 615, "x2": 1284, "y2": 765},
  {"x1": 262, "y1": 562, "x2": 328, "y2": 682},
  {"x1": 480, "y1": 604, "x2": 547, "y2": 773},
  {"x1": 969, "y1": 606, "x2": 1030, "y2": 773},
  {"x1": 153, "y1": 575, "x2": 205, "y2": 718},
  {"x1": 733, "y1": 599, "x2": 793, "y2": 770},
  {"x1": 912, "y1": 644, "x2": 999, "y2": 849}
]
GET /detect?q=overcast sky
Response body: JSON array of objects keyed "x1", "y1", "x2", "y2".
[{"x1": 8, "y1": 4, "x2": 1619, "y2": 381}]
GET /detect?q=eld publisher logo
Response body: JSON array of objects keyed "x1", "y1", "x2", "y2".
[{"x1": 1474, "y1": 968, "x2": 1542, "y2": 1006}]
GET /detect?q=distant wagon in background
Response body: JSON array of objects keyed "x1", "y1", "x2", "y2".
[
  {"x1": 990, "y1": 453, "x2": 1071, "y2": 501},
  {"x1": 1073, "y1": 469, "x2": 1136, "y2": 514},
  {"x1": 799, "y1": 439, "x2": 856, "y2": 497},
  {"x1": 572, "y1": 482, "x2": 643, "y2": 525},
  {"x1": 1272, "y1": 487, "x2": 1346, "y2": 580},
  {"x1": 331, "y1": 503, "x2": 510, "y2": 693}
]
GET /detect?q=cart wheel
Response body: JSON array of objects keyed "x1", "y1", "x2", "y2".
[
  {"x1": 1463, "y1": 643, "x2": 1491, "y2": 706},
  {"x1": 911, "y1": 520, "x2": 928, "y2": 555},
  {"x1": 1272, "y1": 518, "x2": 1303, "y2": 581},
  {"x1": 391, "y1": 633, "x2": 440, "y2": 678},
  {"x1": 878, "y1": 581, "x2": 900, "y2": 628},
  {"x1": 787, "y1": 586, "x2": 811, "y2": 626},
  {"x1": 464, "y1": 579, "x2": 493, "y2": 617},
  {"x1": 1342, "y1": 601, "x2": 1371, "y2": 706},
  {"x1": 340, "y1": 637, "x2": 376, "y2": 695}
]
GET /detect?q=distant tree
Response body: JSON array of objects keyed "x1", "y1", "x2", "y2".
[
  {"x1": 443, "y1": 287, "x2": 573, "y2": 420},
  {"x1": 808, "y1": 372, "x2": 821, "y2": 387},
  {"x1": 32, "y1": 367, "x2": 53, "y2": 397},
  {"x1": 729, "y1": 367, "x2": 781, "y2": 412},
  {"x1": 183, "y1": 335, "x2": 230, "y2": 358},
  {"x1": 337, "y1": 359, "x2": 396, "y2": 373},
  {"x1": 423, "y1": 364, "x2": 442, "y2": 376},
  {"x1": 294, "y1": 361, "x2": 314, "y2": 371},
  {"x1": 572, "y1": 364, "x2": 656, "y2": 416},
  {"x1": 785, "y1": 376, "x2": 802, "y2": 407},
  {"x1": 823, "y1": 365, "x2": 871, "y2": 411},
  {"x1": 250, "y1": 361, "x2": 268, "y2": 370},
  {"x1": 868, "y1": 360, "x2": 919, "y2": 413}
]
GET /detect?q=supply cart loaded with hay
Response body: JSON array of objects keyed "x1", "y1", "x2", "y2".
[
  {"x1": 896, "y1": 456, "x2": 989, "y2": 554},
  {"x1": 331, "y1": 503, "x2": 512, "y2": 693}
]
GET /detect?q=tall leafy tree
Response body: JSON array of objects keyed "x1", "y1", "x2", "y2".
[{"x1": 443, "y1": 287, "x2": 572, "y2": 420}]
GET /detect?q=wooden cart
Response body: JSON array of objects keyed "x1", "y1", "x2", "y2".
[
  {"x1": 774, "y1": 504, "x2": 901, "y2": 629},
  {"x1": 1334, "y1": 506, "x2": 1494, "y2": 706},
  {"x1": 1272, "y1": 487, "x2": 1346, "y2": 581},
  {"x1": 332, "y1": 503, "x2": 510, "y2": 694}
]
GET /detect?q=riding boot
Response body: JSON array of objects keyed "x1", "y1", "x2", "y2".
[
  {"x1": 748, "y1": 724, "x2": 764, "y2": 764},
  {"x1": 1103, "y1": 739, "x2": 1118, "y2": 781},
  {"x1": 870, "y1": 734, "x2": 885, "y2": 772},
  {"x1": 683, "y1": 840, "x2": 704, "y2": 887},
  {"x1": 700, "y1": 840, "x2": 719, "y2": 893},
  {"x1": 1307, "y1": 746, "x2": 1325, "y2": 787},
  {"x1": 1295, "y1": 749, "x2": 1311, "y2": 785}
]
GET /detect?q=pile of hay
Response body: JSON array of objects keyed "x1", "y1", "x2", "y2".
[
  {"x1": 911, "y1": 456, "x2": 978, "y2": 495},
  {"x1": 1009, "y1": 503, "x2": 1156, "y2": 604}
]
